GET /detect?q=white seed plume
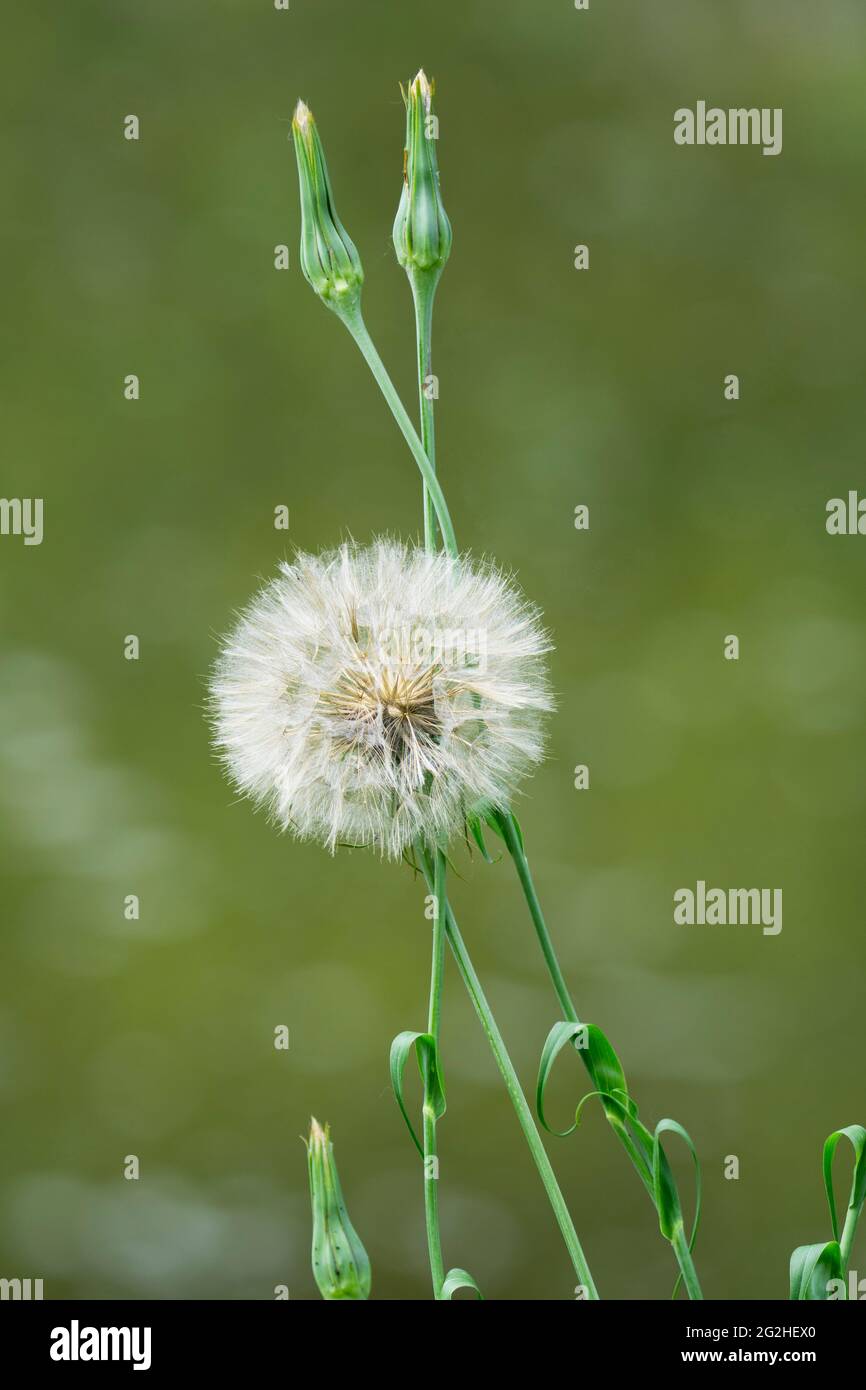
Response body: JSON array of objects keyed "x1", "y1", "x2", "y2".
[{"x1": 210, "y1": 539, "x2": 552, "y2": 858}]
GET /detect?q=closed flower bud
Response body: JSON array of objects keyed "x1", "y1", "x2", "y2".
[
  {"x1": 393, "y1": 70, "x2": 452, "y2": 280},
  {"x1": 292, "y1": 101, "x2": 364, "y2": 316},
  {"x1": 307, "y1": 1117, "x2": 371, "y2": 1300}
]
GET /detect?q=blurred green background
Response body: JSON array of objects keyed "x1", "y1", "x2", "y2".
[{"x1": 2, "y1": 0, "x2": 865, "y2": 1300}]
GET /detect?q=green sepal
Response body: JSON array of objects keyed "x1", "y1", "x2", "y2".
[{"x1": 465, "y1": 812, "x2": 496, "y2": 863}]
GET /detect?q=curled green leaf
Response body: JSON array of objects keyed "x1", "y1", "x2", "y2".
[
  {"x1": 535, "y1": 1020, "x2": 701, "y2": 1295},
  {"x1": 441, "y1": 1267, "x2": 483, "y2": 1300},
  {"x1": 389, "y1": 1029, "x2": 446, "y2": 1156},
  {"x1": 573, "y1": 1087, "x2": 633, "y2": 1130},
  {"x1": 536, "y1": 1020, "x2": 633, "y2": 1136},
  {"x1": 646, "y1": 1119, "x2": 702, "y2": 1300},
  {"x1": 653, "y1": 1118, "x2": 702, "y2": 1257},
  {"x1": 790, "y1": 1240, "x2": 843, "y2": 1300},
  {"x1": 823, "y1": 1124, "x2": 866, "y2": 1245},
  {"x1": 537, "y1": 1022, "x2": 583, "y2": 1136}
]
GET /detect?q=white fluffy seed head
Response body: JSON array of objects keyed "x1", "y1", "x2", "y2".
[{"x1": 209, "y1": 539, "x2": 553, "y2": 858}]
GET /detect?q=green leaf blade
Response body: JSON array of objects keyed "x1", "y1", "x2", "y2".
[{"x1": 790, "y1": 1241, "x2": 843, "y2": 1300}]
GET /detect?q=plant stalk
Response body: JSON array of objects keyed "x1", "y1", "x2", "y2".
[
  {"x1": 840, "y1": 1202, "x2": 861, "y2": 1272},
  {"x1": 412, "y1": 278, "x2": 440, "y2": 551},
  {"x1": 417, "y1": 845, "x2": 599, "y2": 1298},
  {"x1": 671, "y1": 1225, "x2": 704, "y2": 1302},
  {"x1": 422, "y1": 844, "x2": 447, "y2": 1298},
  {"x1": 340, "y1": 306, "x2": 458, "y2": 559}
]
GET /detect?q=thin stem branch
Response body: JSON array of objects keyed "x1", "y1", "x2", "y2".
[
  {"x1": 840, "y1": 1202, "x2": 861, "y2": 1272},
  {"x1": 340, "y1": 306, "x2": 458, "y2": 559},
  {"x1": 671, "y1": 1225, "x2": 704, "y2": 1302},
  {"x1": 428, "y1": 847, "x2": 446, "y2": 1043},
  {"x1": 422, "y1": 844, "x2": 447, "y2": 1298},
  {"x1": 416, "y1": 845, "x2": 599, "y2": 1298},
  {"x1": 421, "y1": 1104, "x2": 444, "y2": 1297},
  {"x1": 409, "y1": 268, "x2": 447, "y2": 1296},
  {"x1": 412, "y1": 279, "x2": 439, "y2": 552},
  {"x1": 501, "y1": 813, "x2": 574, "y2": 1022}
]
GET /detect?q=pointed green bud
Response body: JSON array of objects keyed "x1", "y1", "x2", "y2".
[
  {"x1": 292, "y1": 101, "x2": 364, "y2": 316},
  {"x1": 306, "y1": 1117, "x2": 371, "y2": 1300},
  {"x1": 393, "y1": 70, "x2": 452, "y2": 281}
]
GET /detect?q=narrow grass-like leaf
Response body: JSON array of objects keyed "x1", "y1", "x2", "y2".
[
  {"x1": 649, "y1": 1120, "x2": 702, "y2": 1299},
  {"x1": 537, "y1": 1022, "x2": 584, "y2": 1136},
  {"x1": 537, "y1": 1020, "x2": 635, "y2": 1136},
  {"x1": 389, "y1": 1030, "x2": 446, "y2": 1156},
  {"x1": 442, "y1": 1267, "x2": 483, "y2": 1299},
  {"x1": 652, "y1": 1119, "x2": 702, "y2": 1246},
  {"x1": 790, "y1": 1241, "x2": 843, "y2": 1300},
  {"x1": 538, "y1": 1025, "x2": 702, "y2": 1298},
  {"x1": 823, "y1": 1124, "x2": 866, "y2": 1245},
  {"x1": 583, "y1": 1025, "x2": 635, "y2": 1125}
]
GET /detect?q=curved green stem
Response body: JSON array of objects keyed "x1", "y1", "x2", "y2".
[
  {"x1": 339, "y1": 306, "x2": 458, "y2": 559},
  {"x1": 416, "y1": 845, "x2": 599, "y2": 1298}
]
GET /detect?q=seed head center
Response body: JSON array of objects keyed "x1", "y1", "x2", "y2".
[{"x1": 321, "y1": 661, "x2": 442, "y2": 744}]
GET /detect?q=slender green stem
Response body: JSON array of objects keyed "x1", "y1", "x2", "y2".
[
  {"x1": 421, "y1": 844, "x2": 447, "y2": 1298},
  {"x1": 428, "y1": 846, "x2": 446, "y2": 1043},
  {"x1": 840, "y1": 1203, "x2": 861, "y2": 1272},
  {"x1": 421, "y1": 1102, "x2": 444, "y2": 1297},
  {"x1": 412, "y1": 278, "x2": 439, "y2": 552},
  {"x1": 671, "y1": 1226, "x2": 704, "y2": 1302},
  {"x1": 500, "y1": 811, "x2": 703, "y2": 1299},
  {"x1": 416, "y1": 846, "x2": 599, "y2": 1298},
  {"x1": 501, "y1": 813, "x2": 574, "y2": 1022},
  {"x1": 339, "y1": 306, "x2": 458, "y2": 559},
  {"x1": 446, "y1": 902, "x2": 598, "y2": 1298},
  {"x1": 410, "y1": 269, "x2": 447, "y2": 1296}
]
